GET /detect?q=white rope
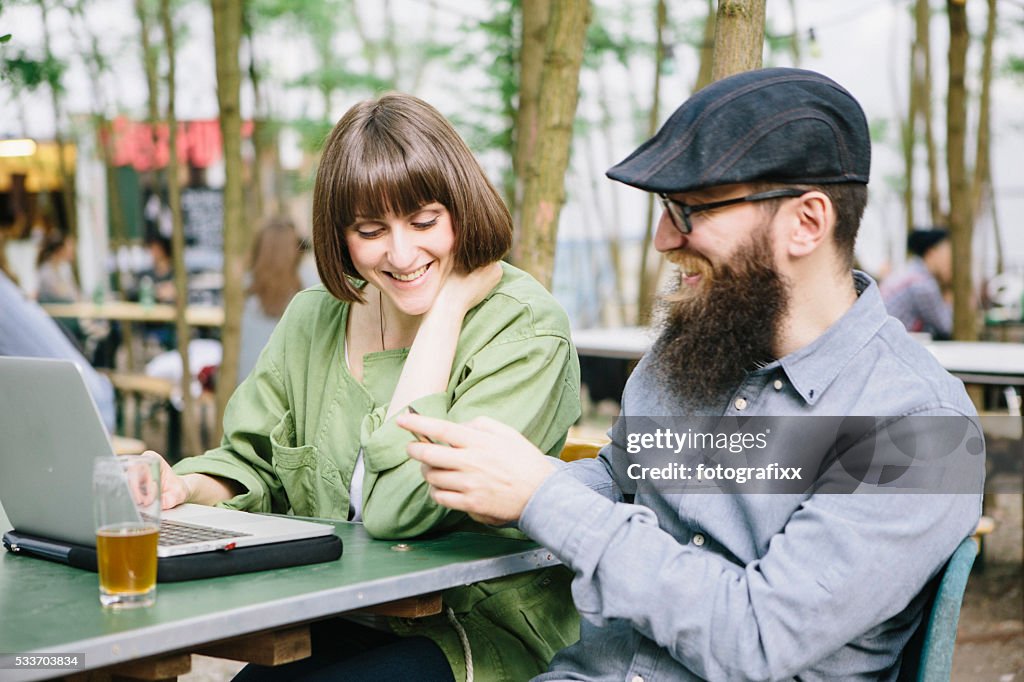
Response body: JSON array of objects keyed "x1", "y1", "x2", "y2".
[{"x1": 446, "y1": 606, "x2": 473, "y2": 682}]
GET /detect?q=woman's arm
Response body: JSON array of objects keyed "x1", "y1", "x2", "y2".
[
  {"x1": 383, "y1": 262, "x2": 502, "y2": 421},
  {"x1": 361, "y1": 333, "x2": 581, "y2": 539},
  {"x1": 158, "y1": 452, "x2": 244, "y2": 509},
  {"x1": 169, "y1": 302, "x2": 303, "y2": 513}
]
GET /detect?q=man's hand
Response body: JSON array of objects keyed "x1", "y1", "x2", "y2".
[{"x1": 397, "y1": 412, "x2": 557, "y2": 525}]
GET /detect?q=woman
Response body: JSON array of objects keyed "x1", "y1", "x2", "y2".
[
  {"x1": 35, "y1": 231, "x2": 113, "y2": 364},
  {"x1": 158, "y1": 93, "x2": 581, "y2": 681},
  {"x1": 36, "y1": 230, "x2": 80, "y2": 304},
  {"x1": 237, "y1": 217, "x2": 305, "y2": 384}
]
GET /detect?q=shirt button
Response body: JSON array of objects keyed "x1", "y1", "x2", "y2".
[
  {"x1": 692, "y1": 533, "x2": 706, "y2": 547},
  {"x1": 631, "y1": 676, "x2": 645, "y2": 682},
  {"x1": 773, "y1": 379, "x2": 783, "y2": 391},
  {"x1": 734, "y1": 397, "x2": 748, "y2": 411}
]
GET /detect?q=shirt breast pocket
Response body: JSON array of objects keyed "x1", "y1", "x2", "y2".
[{"x1": 270, "y1": 410, "x2": 345, "y2": 519}]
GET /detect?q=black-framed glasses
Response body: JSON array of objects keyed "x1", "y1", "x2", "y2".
[{"x1": 658, "y1": 188, "x2": 809, "y2": 234}]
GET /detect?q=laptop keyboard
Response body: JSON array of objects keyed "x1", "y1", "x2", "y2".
[{"x1": 158, "y1": 518, "x2": 253, "y2": 547}]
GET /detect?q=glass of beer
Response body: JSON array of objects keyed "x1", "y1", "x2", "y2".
[{"x1": 92, "y1": 453, "x2": 160, "y2": 608}]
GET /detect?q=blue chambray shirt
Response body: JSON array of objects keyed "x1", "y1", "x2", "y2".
[{"x1": 522, "y1": 273, "x2": 983, "y2": 681}]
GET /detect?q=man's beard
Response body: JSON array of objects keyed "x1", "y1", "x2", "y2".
[{"x1": 651, "y1": 225, "x2": 789, "y2": 410}]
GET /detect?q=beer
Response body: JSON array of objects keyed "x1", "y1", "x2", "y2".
[
  {"x1": 93, "y1": 454, "x2": 161, "y2": 608},
  {"x1": 96, "y1": 523, "x2": 158, "y2": 605}
]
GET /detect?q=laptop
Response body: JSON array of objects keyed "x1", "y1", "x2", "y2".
[{"x1": 0, "y1": 357, "x2": 336, "y2": 562}]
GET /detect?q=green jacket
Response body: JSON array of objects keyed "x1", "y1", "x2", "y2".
[{"x1": 174, "y1": 262, "x2": 581, "y2": 681}]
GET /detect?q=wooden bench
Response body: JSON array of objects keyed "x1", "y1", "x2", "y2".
[
  {"x1": 65, "y1": 594, "x2": 443, "y2": 681},
  {"x1": 102, "y1": 371, "x2": 177, "y2": 457}
]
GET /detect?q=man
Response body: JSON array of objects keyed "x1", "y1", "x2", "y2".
[
  {"x1": 0, "y1": 269, "x2": 116, "y2": 431},
  {"x1": 399, "y1": 68, "x2": 983, "y2": 680},
  {"x1": 881, "y1": 227, "x2": 953, "y2": 339}
]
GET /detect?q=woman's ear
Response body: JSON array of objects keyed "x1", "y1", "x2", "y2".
[{"x1": 786, "y1": 191, "x2": 833, "y2": 258}]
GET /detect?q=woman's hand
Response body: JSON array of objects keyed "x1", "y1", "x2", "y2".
[
  {"x1": 382, "y1": 262, "x2": 501, "y2": 421},
  {"x1": 433, "y1": 262, "x2": 503, "y2": 316},
  {"x1": 153, "y1": 451, "x2": 241, "y2": 509},
  {"x1": 153, "y1": 451, "x2": 191, "y2": 510}
]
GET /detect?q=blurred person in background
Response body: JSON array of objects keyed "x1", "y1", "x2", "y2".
[
  {"x1": 35, "y1": 231, "x2": 116, "y2": 366},
  {"x1": 880, "y1": 227, "x2": 953, "y2": 340},
  {"x1": 236, "y1": 217, "x2": 306, "y2": 384},
  {"x1": 0, "y1": 268, "x2": 116, "y2": 431},
  {"x1": 138, "y1": 233, "x2": 177, "y2": 305},
  {"x1": 35, "y1": 230, "x2": 80, "y2": 303},
  {"x1": 133, "y1": 233, "x2": 177, "y2": 350}
]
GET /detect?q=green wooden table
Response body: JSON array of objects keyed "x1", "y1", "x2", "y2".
[{"x1": 0, "y1": 501, "x2": 558, "y2": 681}]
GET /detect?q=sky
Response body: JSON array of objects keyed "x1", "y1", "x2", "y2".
[{"x1": 3, "y1": 0, "x2": 1024, "y2": 289}]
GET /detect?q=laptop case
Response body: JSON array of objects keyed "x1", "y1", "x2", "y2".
[{"x1": 2, "y1": 529, "x2": 342, "y2": 582}]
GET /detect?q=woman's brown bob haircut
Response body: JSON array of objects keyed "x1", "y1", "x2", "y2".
[{"x1": 313, "y1": 93, "x2": 513, "y2": 302}]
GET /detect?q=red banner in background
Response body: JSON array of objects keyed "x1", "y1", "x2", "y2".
[{"x1": 103, "y1": 117, "x2": 254, "y2": 171}]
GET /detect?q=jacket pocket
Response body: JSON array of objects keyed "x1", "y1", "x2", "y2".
[
  {"x1": 465, "y1": 566, "x2": 580, "y2": 673},
  {"x1": 270, "y1": 410, "x2": 345, "y2": 518}
]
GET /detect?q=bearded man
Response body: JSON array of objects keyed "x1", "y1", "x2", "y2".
[{"x1": 400, "y1": 68, "x2": 983, "y2": 681}]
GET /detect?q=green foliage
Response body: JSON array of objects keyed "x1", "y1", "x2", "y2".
[
  {"x1": 445, "y1": 0, "x2": 517, "y2": 197},
  {"x1": 291, "y1": 117, "x2": 334, "y2": 154},
  {"x1": 763, "y1": 19, "x2": 790, "y2": 62},
  {"x1": 882, "y1": 172, "x2": 905, "y2": 196},
  {"x1": 585, "y1": 9, "x2": 651, "y2": 69},
  {"x1": 286, "y1": 166, "x2": 316, "y2": 196},
  {"x1": 1, "y1": 50, "x2": 64, "y2": 91},
  {"x1": 995, "y1": 11, "x2": 1024, "y2": 84},
  {"x1": 1005, "y1": 55, "x2": 1024, "y2": 82},
  {"x1": 675, "y1": 7, "x2": 710, "y2": 49},
  {"x1": 289, "y1": 65, "x2": 391, "y2": 98},
  {"x1": 869, "y1": 117, "x2": 891, "y2": 145}
]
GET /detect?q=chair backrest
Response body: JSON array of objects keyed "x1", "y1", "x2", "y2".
[
  {"x1": 559, "y1": 436, "x2": 608, "y2": 462},
  {"x1": 898, "y1": 536, "x2": 978, "y2": 681}
]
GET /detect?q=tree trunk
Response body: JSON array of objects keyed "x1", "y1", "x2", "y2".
[
  {"x1": 39, "y1": 0, "x2": 76, "y2": 237},
  {"x1": 972, "y1": 0, "x2": 995, "y2": 226},
  {"x1": 946, "y1": 0, "x2": 974, "y2": 342},
  {"x1": 100, "y1": 119, "x2": 128, "y2": 296},
  {"x1": 919, "y1": 0, "x2": 941, "y2": 225},
  {"x1": 161, "y1": 0, "x2": 201, "y2": 457},
  {"x1": 787, "y1": 0, "x2": 801, "y2": 66},
  {"x1": 694, "y1": 0, "x2": 716, "y2": 92},
  {"x1": 904, "y1": 0, "x2": 927, "y2": 233},
  {"x1": 512, "y1": 0, "x2": 590, "y2": 289},
  {"x1": 637, "y1": 0, "x2": 668, "y2": 326},
  {"x1": 711, "y1": 0, "x2": 766, "y2": 81},
  {"x1": 591, "y1": 77, "x2": 628, "y2": 324},
  {"x1": 211, "y1": 0, "x2": 245, "y2": 437},
  {"x1": 136, "y1": 0, "x2": 161, "y2": 173},
  {"x1": 244, "y1": 9, "x2": 264, "y2": 224},
  {"x1": 513, "y1": 0, "x2": 550, "y2": 228},
  {"x1": 67, "y1": 0, "x2": 130, "y2": 297}
]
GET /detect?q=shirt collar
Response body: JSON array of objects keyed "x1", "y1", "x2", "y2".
[{"x1": 777, "y1": 271, "x2": 888, "y2": 405}]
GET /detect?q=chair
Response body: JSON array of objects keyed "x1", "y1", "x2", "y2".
[
  {"x1": 898, "y1": 536, "x2": 978, "y2": 681},
  {"x1": 559, "y1": 436, "x2": 609, "y2": 462}
]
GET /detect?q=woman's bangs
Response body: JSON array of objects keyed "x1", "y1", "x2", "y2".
[{"x1": 341, "y1": 144, "x2": 448, "y2": 225}]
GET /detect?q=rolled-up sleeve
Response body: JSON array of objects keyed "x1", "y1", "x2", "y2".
[
  {"x1": 361, "y1": 334, "x2": 580, "y2": 539},
  {"x1": 172, "y1": 330, "x2": 291, "y2": 514}
]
